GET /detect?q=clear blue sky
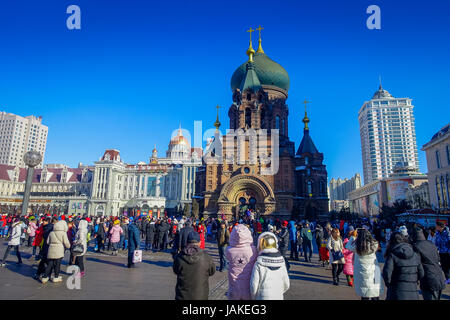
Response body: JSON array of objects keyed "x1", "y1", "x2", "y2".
[{"x1": 1, "y1": 0, "x2": 449, "y2": 182}]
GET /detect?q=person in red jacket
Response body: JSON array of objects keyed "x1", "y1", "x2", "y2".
[
  {"x1": 33, "y1": 223, "x2": 44, "y2": 260},
  {"x1": 197, "y1": 222, "x2": 206, "y2": 250},
  {"x1": 0, "y1": 215, "x2": 6, "y2": 238}
]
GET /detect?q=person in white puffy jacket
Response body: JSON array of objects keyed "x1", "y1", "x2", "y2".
[
  {"x1": 250, "y1": 232, "x2": 290, "y2": 300},
  {"x1": 345, "y1": 228, "x2": 384, "y2": 300},
  {"x1": 0, "y1": 218, "x2": 23, "y2": 266}
]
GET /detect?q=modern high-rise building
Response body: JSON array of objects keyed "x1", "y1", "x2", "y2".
[
  {"x1": 358, "y1": 85, "x2": 419, "y2": 184},
  {"x1": 329, "y1": 174, "x2": 362, "y2": 200},
  {"x1": 0, "y1": 112, "x2": 48, "y2": 168}
]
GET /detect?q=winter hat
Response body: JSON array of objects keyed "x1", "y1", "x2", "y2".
[
  {"x1": 398, "y1": 225, "x2": 408, "y2": 236},
  {"x1": 187, "y1": 231, "x2": 200, "y2": 243},
  {"x1": 267, "y1": 224, "x2": 274, "y2": 232},
  {"x1": 348, "y1": 226, "x2": 355, "y2": 232},
  {"x1": 282, "y1": 220, "x2": 288, "y2": 227},
  {"x1": 114, "y1": 220, "x2": 120, "y2": 225}
]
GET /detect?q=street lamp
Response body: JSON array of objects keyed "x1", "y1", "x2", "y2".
[{"x1": 21, "y1": 151, "x2": 42, "y2": 216}]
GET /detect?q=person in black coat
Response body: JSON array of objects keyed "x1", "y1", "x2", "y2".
[
  {"x1": 175, "y1": 221, "x2": 195, "y2": 254},
  {"x1": 410, "y1": 227, "x2": 446, "y2": 300},
  {"x1": 276, "y1": 221, "x2": 290, "y2": 270},
  {"x1": 120, "y1": 221, "x2": 129, "y2": 250},
  {"x1": 145, "y1": 219, "x2": 156, "y2": 251},
  {"x1": 159, "y1": 219, "x2": 170, "y2": 251},
  {"x1": 34, "y1": 217, "x2": 54, "y2": 279},
  {"x1": 383, "y1": 232, "x2": 424, "y2": 300},
  {"x1": 95, "y1": 219, "x2": 106, "y2": 252},
  {"x1": 127, "y1": 219, "x2": 141, "y2": 268},
  {"x1": 173, "y1": 231, "x2": 215, "y2": 300}
]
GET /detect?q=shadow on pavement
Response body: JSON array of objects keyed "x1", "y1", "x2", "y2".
[
  {"x1": 86, "y1": 257, "x2": 127, "y2": 268},
  {"x1": 2, "y1": 262, "x2": 35, "y2": 279},
  {"x1": 142, "y1": 260, "x2": 173, "y2": 268},
  {"x1": 289, "y1": 269, "x2": 332, "y2": 280},
  {"x1": 289, "y1": 274, "x2": 332, "y2": 285}
]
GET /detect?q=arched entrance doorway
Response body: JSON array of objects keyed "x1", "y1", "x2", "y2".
[
  {"x1": 218, "y1": 174, "x2": 276, "y2": 220},
  {"x1": 95, "y1": 205, "x2": 105, "y2": 216},
  {"x1": 141, "y1": 204, "x2": 150, "y2": 216}
]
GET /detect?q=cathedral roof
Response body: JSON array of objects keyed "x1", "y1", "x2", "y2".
[
  {"x1": 231, "y1": 51, "x2": 290, "y2": 92},
  {"x1": 296, "y1": 130, "x2": 319, "y2": 156}
]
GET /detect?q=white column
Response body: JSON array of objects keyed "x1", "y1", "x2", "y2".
[{"x1": 144, "y1": 174, "x2": 148, "y2": 197}]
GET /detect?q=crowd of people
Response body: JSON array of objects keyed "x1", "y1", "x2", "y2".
[{"x1": 0, "y1": 212, "x2": 449, "y2": 300}]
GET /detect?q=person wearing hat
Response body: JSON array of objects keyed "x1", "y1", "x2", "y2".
[
  {"x1": 276, "y1": 220, "x2": 290, "y2": 270},
  {"x1": 0, "y1": 218, "x2": 23, "y2": 267},
  {"x1": 109, "y1": 219, "x2": 123, "y2": 256},
  {"x1": 250, "y1": 232, "x2": 290, "y2": 300},
  {"x1": 27, "y1": 216, "x2": 39, "y2": 255},
  {"x1": 342, "y1": 227, "x2": 356, "y2": 287},
  {"x1": 226, "y1": 223, "x2": 257, "y2": 300},
  {"x1": 300, "y1": 222, "x2": 314, "y2": 263},
  {"x1": 173, "y1": 231, "x2": 215, "y2": 300},
  {"x1": 383, "y1": 231, "x2": 424, "y2": 300}
]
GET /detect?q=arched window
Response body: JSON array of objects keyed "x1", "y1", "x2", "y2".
[
  {"x1": 281, "y1": 118, "x2": 285, "y2": 135},
  {"x1": 436, "y1": 150, "x2": 441, "y2": 169},
  {"x1": 447, "y1": 174, "x2": 450, "y2": 206},
  {"x1": 261, "y1": 108, "x2": 266, "y2": 128},
  {"x1": 436, "y1": 177, "x2": 442, "y2": 208},
  {"x1": 441, "y1": 176, "x2": 447, "y2": 208},
  {"x1": 320, "y1": 180, "x2": 326, "y2": 195},
  {"x1": 275, "y1": 116, "x2": 280, "y2": 130},
  {"x1": 307, "y1": 180, "x2": 312, "y2": 195},
  {"x1": 245, "y1": 108, "x2": 252, "y2": 128},
  {"x1": 305, "y1": 156, "x2": 309, "y2": 165}
]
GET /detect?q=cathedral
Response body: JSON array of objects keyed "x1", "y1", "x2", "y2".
[{"x1": 195, "y1": 28, "x2": 328, "y2": 220}]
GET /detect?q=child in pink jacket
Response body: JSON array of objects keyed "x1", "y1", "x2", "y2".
[
  {"x1": 225, "y1": 224, "x2": 258, "y2": 300},
  {"x1": 109, "y1": 220, "x2": 123, "y2": 256},
  {"x1": 342, "y1": 229, "x2": 356, "y2": 287}
]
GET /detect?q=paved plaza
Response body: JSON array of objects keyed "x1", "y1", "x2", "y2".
[{"x1": 1, "y1": 239, "x2": 449, "y2": 300}]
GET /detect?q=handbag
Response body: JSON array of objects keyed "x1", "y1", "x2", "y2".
[
  {"x1": 132, "y1": 249, "x2": 142, "y2": 263},
  {"x1": 331, "y1": 238, "x2": 344, "y2": 261},
  {"x1": 72, "y1": 243, "x2": 84, "y2": 254},
  {"x1": 332, "y1": 250, "x2": 344, "y2": 261}
]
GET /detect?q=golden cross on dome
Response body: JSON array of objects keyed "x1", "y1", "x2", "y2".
[
  {"x1": 303, "y1": 100, "x2": 310, "y2": 112},
  {"x1": 246, "y1": 27, "x2": 255, "y2": 41},
  {"x1": 256, "y1": 25, "x2": 264, "y2": 39}
]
